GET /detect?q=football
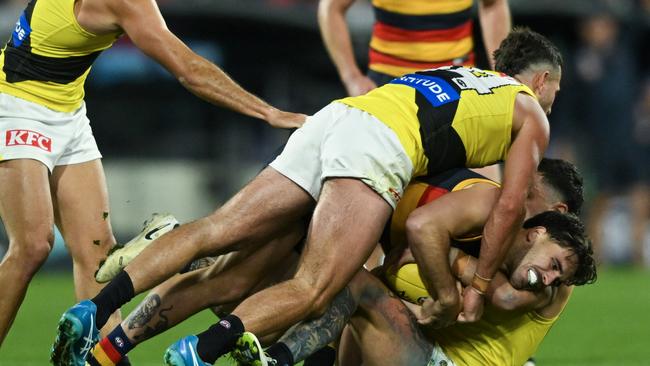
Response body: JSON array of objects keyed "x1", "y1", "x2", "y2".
[{"x1": 384, "y1": 263, "x2": 430, "y2": 304}]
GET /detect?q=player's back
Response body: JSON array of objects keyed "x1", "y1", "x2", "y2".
[{"x1": 339, "y1": 66, "x2": 536, "y2": 178}]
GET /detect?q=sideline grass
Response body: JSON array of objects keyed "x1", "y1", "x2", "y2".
[{"x1": 1, "y1": 268, "x2": 648, "y2": 365}]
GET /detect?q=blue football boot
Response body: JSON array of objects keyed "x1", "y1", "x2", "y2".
[
  {"x1": 50, "y1": 300, "x2": 99, "y2": 366},
  {"x1": 164, "y1": 335, "x2": 212, "y2": 366}
]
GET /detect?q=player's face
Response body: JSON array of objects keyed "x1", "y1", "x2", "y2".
[
  {"x1": 510, "y1": 232, "x2": 577, "y2": 290},
  {"x1": 538, "y1": 67, "x2": 562, "y2": 114}
]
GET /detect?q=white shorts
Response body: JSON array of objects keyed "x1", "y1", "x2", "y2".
[
  {"x1": 428, "y1": 343, "x2": 457, "y2": 366},
  {"x1": 0, "y1": 92, "x2": 102, "y2": 171},
  {"x1": 270, "y1": 102, "x2": 413, "y2": 208}
]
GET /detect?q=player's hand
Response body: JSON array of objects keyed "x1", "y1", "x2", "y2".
[
  {"x1": 265, "y1": 108, "x2": 307, "y2": 129},
  {"x1": 417, "y1": 292, "x2": 461, "y2": 329},
  {"x1": 458, "y1": 286, "x2": 485, "y2": 323},
  {"x1": 343, "y1": 75, "x2": 377, "y2": 96}
]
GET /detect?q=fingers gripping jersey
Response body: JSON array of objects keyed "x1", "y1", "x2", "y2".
[
  {"x1": 0, "y1": 0, "x2": 121, "y2": 112},
  {"x1": 338, "y1": 66, "x2": 537, "y2": 178}
]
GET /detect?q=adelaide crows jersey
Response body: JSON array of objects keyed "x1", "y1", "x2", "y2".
[
  {"x1": 369, "y1": 0, "x2": 475, "y2": 76},
  {"x1": 381, "y1": 167, "x2": 499, "y2": 257}
]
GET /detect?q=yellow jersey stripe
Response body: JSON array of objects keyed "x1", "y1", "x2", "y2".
[{"x1": 370, "y1": 36, "x2": 473, "y2": 63}]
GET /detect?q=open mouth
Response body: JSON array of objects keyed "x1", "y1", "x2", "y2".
[{"x1": 527, "y1": 268, "x2": 539, "y2": 288}]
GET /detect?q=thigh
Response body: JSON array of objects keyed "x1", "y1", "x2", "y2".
[
  {"x1": 295, "y1": 178, "x2": 392, "y2": 303},
  {"x1": 50, "y1": 159, "x2": 115, "y2": 256},
  {"x1": 201, "y1": 167, "x2": 314, "y2": 254},
  {"x1": 0, "y1": 159, "x2": 54, "y2": 243}
]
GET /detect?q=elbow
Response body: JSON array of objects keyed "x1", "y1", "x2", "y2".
[
  {"x1": 317, "y1": 0, "x2": 335, "y2": 23},
  {"x1": 405, "y1": 212, "x2": 431, "y2": 249},
  {"x1": 491, "y1": 289, "x2": 521, "y2": 311}
]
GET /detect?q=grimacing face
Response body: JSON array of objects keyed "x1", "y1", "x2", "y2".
[
  {"x1": 537, "y1": 67, "x2": 562, "y2": 115},
  {"x1": 510, "y1": 230, "x2": 578, "y2": 291}
]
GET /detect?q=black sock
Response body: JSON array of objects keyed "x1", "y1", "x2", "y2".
[
  {"x1": 91, "y1": 271, "x2": 135, "y2": 328},
  {"x1": 116, "y1": 355, "x2": 132, "y2": 366},
  {"x1": 196, "y1": 314, "x2": 245, "y2": 363},
  {"x1": 266, "y1": 342, "x2": 294, "y2": 366},
  {"x1": 303, "y1": 346, "x2": 336, "y2": 366}
]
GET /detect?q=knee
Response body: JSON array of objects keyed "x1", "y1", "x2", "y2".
[
  {"x1": 7, "y1": 229, "x2": 54, "y2": 276},
  {"x1": 70, "y1": 234, "x2": 117, "y2": 270}
]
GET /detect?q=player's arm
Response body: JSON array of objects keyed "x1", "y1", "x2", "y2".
[
  {"x1": 107, "y1": 0, "x2": 305, "y2": 128},
  {"x1": 462, "y1": 93, "x2": 550, "y2": 322},
  {"x1": 478, "y1": 0, "x2": 511, "y2": 69},
  {"x1": 318, "y1": 0, "x2": 376, "y2": 96},
  {"x1": 450, "y1": 248, "x2": 554, "y2": 312},
  {"x1": 407, "y1": 183, "x2": 500, "y2": 326}
]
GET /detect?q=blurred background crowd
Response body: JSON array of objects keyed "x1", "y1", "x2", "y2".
[{"x1": 0, "y1": 0, "x2": 649, "y2": 268}]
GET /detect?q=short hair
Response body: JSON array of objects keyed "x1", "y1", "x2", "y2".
[
  {"x1": 523, "y1": 211, "x2": 597, "y2": 286},
  {"x1": 494, "y1": 27, "x2": 563, "y2": 77},
  {"x1": 537, "y1": 158, "x2": 584, "y2": 215}
]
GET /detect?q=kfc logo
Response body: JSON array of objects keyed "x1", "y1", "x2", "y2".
[{"x1": 6, "y1": 129, "x2": 52, "y2": 152}]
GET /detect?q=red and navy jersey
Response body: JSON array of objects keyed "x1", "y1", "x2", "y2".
[
  {"x1": 381, "y1": 168, "x2": 499, "y2": 257},
  {"x1": 369, "y1": 0, "x2": 475, "y2": 77}
]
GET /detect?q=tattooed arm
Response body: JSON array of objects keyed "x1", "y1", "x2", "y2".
[{"x1": 279, "y1": 286, "x2": 357, "y2": 362}]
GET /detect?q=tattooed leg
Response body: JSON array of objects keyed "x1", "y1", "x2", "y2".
[
  {"x1": 279, "y1": 286, "x2": 357, "y2": 362},
  {"x1": 120, "y1": 224, "x2": 305, "y2": 345}
]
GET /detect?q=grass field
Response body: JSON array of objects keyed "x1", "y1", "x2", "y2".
[{"x1": 1, "y1": 267, "x2": 648, "y2": 365}]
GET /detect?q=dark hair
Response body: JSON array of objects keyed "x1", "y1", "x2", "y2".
[
  {"x1": 537, "y1": 158, "x2": 584, "y2": 215},
  {"x1": 494, "y1": 27, "x2": 563, "y2": 76},
  {"x1": 523, "y1": 211, "x2": 597, "y2": 286}
]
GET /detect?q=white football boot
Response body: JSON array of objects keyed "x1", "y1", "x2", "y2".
[{"x1": 95, "y1": 213, "x2": 179, "y2": 283}]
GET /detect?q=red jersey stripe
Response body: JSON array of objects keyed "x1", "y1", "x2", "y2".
[
  {"x1": 369, "y1": 48, "x2": 475, "y2": 69},
  {"x1": 373, "y1": 20, "x2": 472, "y2": 43}
]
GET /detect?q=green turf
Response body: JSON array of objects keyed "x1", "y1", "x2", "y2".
[{"x1": 0, "y1": 268, "x2": 648, "y2": 365}]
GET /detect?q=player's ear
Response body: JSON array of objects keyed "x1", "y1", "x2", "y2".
[
  {"x1": 532, "y1": 70, "x2": 550, "y2": 94},
  {"x1": 552, "y1": 202, "x2": 568, "y2": 214},
  {"x1": 526, "y1": 226, "x2": 547, "y2": 243}
]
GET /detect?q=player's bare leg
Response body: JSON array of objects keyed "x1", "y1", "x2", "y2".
[
  {"x1": 0, "y1": 159, "x2": 54, "y2": 346},
  {"x1": 122, "y1": 225, "x2": 304, "y2": 344},
  {"x1": 51, "y1": 160, "x2": 122, "y2": 335},
  {"x1": 123, "y1": 168, "x2": 313, "y2": 295},
  {"x1": 165, "y1": 178, "x2": 392, "y2": 365},
  {"x1": 53, "y1": 167, "x2": 314, "y2": 365},
  {"x1": 233, "y1": 178, "x2": 391, "y2": 335}
]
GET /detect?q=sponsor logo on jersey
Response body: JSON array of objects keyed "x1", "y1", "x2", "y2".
[
  {"x1": 391, "y1": 74, "x2": 460, "y2": 107},
  {"x1": 12, "y1": 13, "x2": 31, "y2": 47},
  {"x1": 5, "y1": 129, "x2": 52, "y2": 152}
]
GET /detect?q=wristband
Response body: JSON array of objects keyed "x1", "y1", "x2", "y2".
[
  {"x1": 471, "y1": 272, "x2": 492, "y2": 294},
  {"x1": 469, "y1": 285, "x2": 486, "y2": 296}
]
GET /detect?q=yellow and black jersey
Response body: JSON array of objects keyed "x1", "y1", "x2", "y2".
[
  {"x1": 430, "y1": 302, "x2": 561, "y2": 366},
  {"x1": 381, "y1": 167, "x2": 499, "y2": 257},
  {"x1": 339, "y1": 66, "x2": 536, "y2": 178},
  {"x1": 369, "y1": 0, "x2": 475, "y2": 77},
  {"x1": 0, "y1": 0, "x2": 121, "y2": 112}
]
